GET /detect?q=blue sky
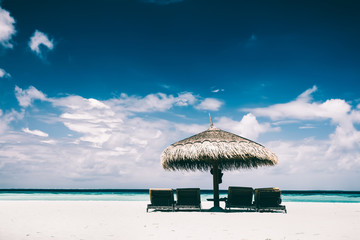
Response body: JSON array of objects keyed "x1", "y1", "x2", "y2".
[{"x1": 0, "y1": 0, "x2": 360, "y2": 190}]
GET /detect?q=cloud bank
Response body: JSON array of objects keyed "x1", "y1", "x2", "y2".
[
  {"x1": 1, "y1": 85, "x2": 360, "y2": 189},
  {"x1": 242, "y1": 86, "x2": 360, "y2": 189}
]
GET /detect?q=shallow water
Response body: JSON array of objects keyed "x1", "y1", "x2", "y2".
[{"x1": 1, "y1": 189, "x2": 360, "y2": 202}]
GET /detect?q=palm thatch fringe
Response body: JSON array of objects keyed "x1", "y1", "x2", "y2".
[{"x1": 161, "y1": 140, "x2": 278, "y2": 171}]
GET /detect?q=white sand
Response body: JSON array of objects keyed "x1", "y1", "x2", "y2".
[{"x1": 0, "y1": 201, "x2": 359, "y2": 240}]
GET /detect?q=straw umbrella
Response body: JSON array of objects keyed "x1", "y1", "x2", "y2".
[{"x1": 161, "y1": 116, "x2": 278, "y2": 211}]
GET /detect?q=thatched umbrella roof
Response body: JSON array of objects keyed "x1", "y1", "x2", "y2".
[
  {"x1": 161, "y1": 116, "x2": 278, "y2": 211},
  {"x1": 161, "y1": 125, "x2": 278, "y2": 171}
]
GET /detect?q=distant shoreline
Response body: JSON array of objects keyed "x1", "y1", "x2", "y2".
[{"x1": 1, "y1": 189, "x2": 360, "y2": 194}]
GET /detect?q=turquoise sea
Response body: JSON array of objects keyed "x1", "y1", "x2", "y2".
[{"x1": 1, "y1": 189, "x2": 360, "y2": 203}]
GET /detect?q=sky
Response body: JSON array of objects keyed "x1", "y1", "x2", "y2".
[{"x1": 0, "y1": 0, "x2": 360, "y2": 190}]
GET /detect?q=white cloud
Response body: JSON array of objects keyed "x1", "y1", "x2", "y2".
[
  {"x1": 0, "y1": 109, "x2": 24, "y2": 135},
  {"x1": 246, "y1": 85, "x2": 360, "y2": 142},
  {"x1": 174, "y1": 123, "x2": 207, "y2": 135},
  {"x1": 298, "y1": 124, "x2": 315, "y2": 129},
  {"x1": 110, "y1": 92, "x2": 197, "y2": 112},
  {"x1": 15, "y1": 86, "x2": 47, "y2": 107},
  {"x1": 266, "y1": 138, "x2": 330, "y2": 175},
  {"x1": 245, "y1": 86, "x2": 359, "y2": 152},
  {"x1": 22, "y1": 128, "x2": 49, "y2": 137},
  {"x1": 13, "y1": 87, "x2": 199, "y2": 147},
  {"x1": 0, "y1": 68, "x2": 10, "y2": 78},
  {"x1": 328, "y1": 123, "x2": 360, "y2": 152},
  {"x1": 28, "y1": 30, "x2": 54, "y2": 58},
  {"x1": 297, "y1": 85, "x2": 317, "y2": 102},
  {"x1": 49, "y1": 93, "x2": 193, "y2": 147},
  {"x1": 266, "y1": 136, "x2": 360, "y2": 181},
  {"x1": 51, "y1": 95, "x2": 118, "y2": 146},
  {"x1": 0, "y1": 7, "x2": 16, "y2": 48},
  {"x1": 51, "y1": 95, "x2": 111, "y2": 111},
  {"x1": 175, "y1": 92, "x2": 197, "y2": 107},
  {"x1": 242, "y1": 85, "x2": 360, "y2": 188},
  {"x1": 211, "y1": 89, "x2": 224, "y2": 93},
  {"x1": 246, "y1": 85, "x2": 351, "y2": 123},
  {"x1": 195, "y1": 98, "x2": 223, "y2": 111},
  {"x1": 216, "y1": 113, "x2": 279, "y2": 140},
  {"x1": 41, "y1": 139, "x2": 56, "y2": 145}
]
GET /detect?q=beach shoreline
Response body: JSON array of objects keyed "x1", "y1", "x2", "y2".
[{"x1": 0, "y1": 201, "x2": 359, "y2": 239}]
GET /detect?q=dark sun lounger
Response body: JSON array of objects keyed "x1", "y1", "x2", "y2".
[
  {"x1": 147, "y1": 188, "x2": 175, "y2": 212},
  {"x1": 175, "y1": 188, "x2": 201, "y2": 211},
  {"x1": 254, "y1": 187, "x2": 287, "y2": 213},
  {"x1": 225, "y1": 186, "x2": 256, "y2": 211}
]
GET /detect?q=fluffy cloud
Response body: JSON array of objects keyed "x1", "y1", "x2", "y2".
[
  {"x1": 0, "y1": 109, "x2": 24, "y2": 135},
  {"x1": 0, "y1": 87, "x2": 195, "y2": 187},
  {"x1": 28, "y1": 30, "x2": 54, "y2": 58},
  {"x1": 111, "y1": 92, "x2": 197, "y2": 112},
  {"x1": 0, "y1": 7, "x2": 16, "y2": 48},
  {"x1": 15, "y1": 85, "x2": 47, "y2": 107},
  {"x1": 195, "y1": 98, "x2": 223, "y2": 111},
  {"x1": 51, "y1": 92, "x2": 197, "y2": 147},
  {"x1": 245, "y1": 86, "x2": 358, "y2": 142},
  {"x1": 52, "y1": 96, "x2": 111, "y2": 111},
  {"x1": 22, "y1": 128, "x2": 49, "y2": 137},
  {"x1": 0, "y1": 68, "x2": 10, "y2": 78},
  {"x1": 245, "y1": 85, "x2": 351, "y2": 123},
  {"x1": 11, "y1": 87, "x2": 197, "y2": 147},
  {"x1": 216, "y1": 113, "x2": 279, "y2": 140},
  {"x1": 263, "y1": 135, "x2": 360, "y2": 189},
  {"x1": 242, "y1": 85, "x2": 360, "y2": 187},
  {"x1": 54, "y1": 96, "x2": 118, "y2": 146}
]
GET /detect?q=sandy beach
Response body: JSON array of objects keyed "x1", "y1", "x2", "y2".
[{"x1": 0, "y1": 201, "x2": 359, "y2": 240}]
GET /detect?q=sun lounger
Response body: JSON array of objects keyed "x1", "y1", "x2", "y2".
[
  {"x1": 225, "y1": 186, "x2": 256, "y2": 211},
  {"x1": 254, "y1": 187, "x2": 287, "y2": 213},
  {"x1": 147, "y1": 188, "x2": 175, "y2": 212},
  {"x1": 175, "y1": 188, "x2": 201, "y2": 211}
]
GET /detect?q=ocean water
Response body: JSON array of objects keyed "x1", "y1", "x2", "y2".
[{"x1": 1, "y1": 190, "x2": 360, "y2": 203}]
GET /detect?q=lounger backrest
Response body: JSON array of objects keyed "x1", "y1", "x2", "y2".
[
  {"x1": 149, "y1": 189, "x2": 174, "y2": 206},
  {"x1": 228, "y1": 186, "x2": 253, "y2": 205},
  {"x1": 254, "y1": 188, "x2": 282, "y2": 207},
  {"x1": 176, "y1": 188, "x2": 201, "y2": 205}
]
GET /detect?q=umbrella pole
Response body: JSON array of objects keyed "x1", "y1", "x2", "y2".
[{"x1": 212, "y1": 161, "x2": 220, "y2": 208}]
